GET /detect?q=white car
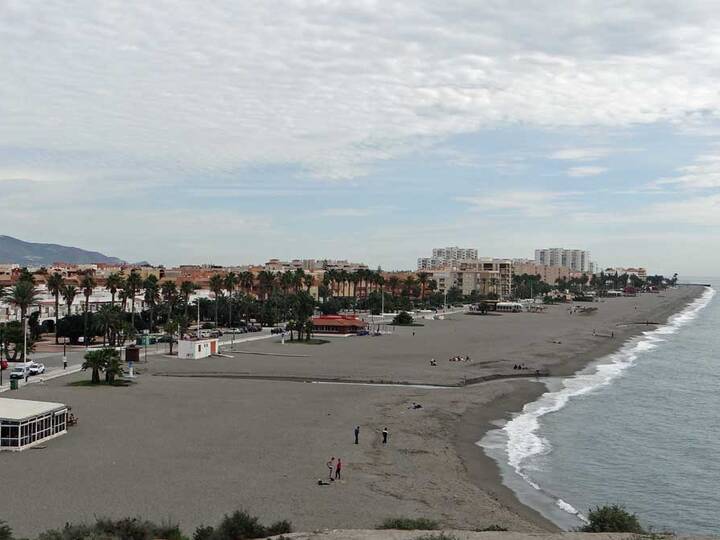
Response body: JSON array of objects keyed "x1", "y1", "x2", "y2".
[
  {"x1": 9, "y1": 366, "x2": 30, "y2": 380},
  {"x1": 29, "y1": 362, "x2": 46, "y2": 375}
]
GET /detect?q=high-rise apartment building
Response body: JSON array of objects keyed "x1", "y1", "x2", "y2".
[
  {"x1": 418, "y1": 246, "x2": 478, "y2": 270},
  {"x1": 535, "y1": 248, "x2": 591, "y2": 273}
]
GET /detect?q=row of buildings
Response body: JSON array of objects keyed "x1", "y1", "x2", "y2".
[{"x1": 0, "y1": 249, "x2": 648, "y2": 324}]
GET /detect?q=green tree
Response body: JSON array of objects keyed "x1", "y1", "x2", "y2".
[
  {"x1": 80, "y1": 270, "x2": 97, "y2": 345},
  {"x1": 46, "y1": 272, "x2": 65, "y2": 344},
  {"x1": 8, "y1": 280, "x2": 39, "y2": 362},
  {"x1": 82, "y1": 348, "x2": 111, "y2": 384},
  {"x1": 224, "y1": 272, "x2": 239, "y2": 327},
  {"x1": 124, "y1": 270, "x2": 144, "y2": 328},
  {"x1": 180, "y1": 280, "x2": 197, "y2": 318},
  {"x1": 143, "y1": 275, "x2": 161, "y2": 331},
  {"x1": 257, "y1": 271, "x2": 275, "y2": 300},
  {"x1": 105, "y1": 272, "x2": 124, "y2": 306},
  {"x1": 62, "y1": 284, "x2": 77, "y2": 320},
  {"x1": 209, "y1": 273, "x2": 225, "y2": 328}
]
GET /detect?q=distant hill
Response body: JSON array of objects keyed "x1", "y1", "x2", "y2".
[{"x1": 0, "y1": 235, "x2": 125, "y2": 266}]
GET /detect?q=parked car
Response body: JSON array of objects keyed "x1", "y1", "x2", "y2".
[
  {"x1": 29, "y1": 363, "x2": 46, "y2": 375},
  {"x1": 357, "y1": 329, "x2": 369, "y2": 336},
  {"x1": 270, "y1": 327, "x2": 284, "y2": 334},
  {"x1": 9, "y1": 366, "x2": 30, "y2": 380}
]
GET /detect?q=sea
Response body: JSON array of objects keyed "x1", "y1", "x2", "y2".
[{"x1": 480, "y1": 281, "x2": 720, "y2": 534}]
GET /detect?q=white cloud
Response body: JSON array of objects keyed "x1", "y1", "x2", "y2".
[
  {"x1": 567, "y1": 166, "x2": 607, "y2": 177},
  {"x1": 2, "y1": 1, "x2": 720, "y2": 181},
  {"x1": 457, "y1": 191, "x2": 577, "y2": 218},
  {"x1": 320, "y1": 208, "x2": 374, "y2": 217},
  {"x1": 550, "y1": 148, "x2": 613, "y2": 161},
  {"x1": 655, "y1": 151, "x2": 720, "y2": 189}
]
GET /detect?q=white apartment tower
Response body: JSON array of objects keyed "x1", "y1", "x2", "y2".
[
  {"x1": 535, "y1": 248, "x2": 591, "y2": 273},
  {"x1": 418, "y1": 246, "x2": 478, "y2": 270}
]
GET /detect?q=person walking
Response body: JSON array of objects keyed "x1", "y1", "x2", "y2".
[
  {"x1": 63, "y1": 357, "x2": 68, "y2": 369},
  {"x1": 326, "y1": 457, "x2": 335, "y2": 480},
  {"x1": 354, "y1": 425, "x2": 360, "y2": 444},
  {"x1": 335, "y1": 458, "x2": 342, "y2": 480},
  {"x1": 382, "y1": 427, "x2": 388, "y2": 444}
]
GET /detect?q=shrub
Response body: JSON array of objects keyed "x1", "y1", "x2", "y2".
[
  {"x1": 580, "y1": 505, "x2": 644, "y2": 533},
  {"x1": 415, "y1": 534, "x2": 458, "y2": 540},
  {"x1": 378, "y1": 517, "x2": 439, "y2": 530},
  {"x1": 193, "y1": 525, "x2": 214, "y2": 540},
  {"x1": 206, "y1": 511, "x2": 291, "y2": 540},
  {"x1": 391, "y1": 311, "x2": 414, "y2": 326},
  {"x1": 475, "y1": 525, "x2": 508, "y2": 531},
  {"x1": 36, "y1": 517, "x2": 184, "y2": 540},
  {"x1": 0, "y1": 521, "x2": 13, "y2": 540}
]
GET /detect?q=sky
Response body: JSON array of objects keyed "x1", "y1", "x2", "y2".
[{"x1": 1, "y1": 1, "x2": 720, "y2": 274}]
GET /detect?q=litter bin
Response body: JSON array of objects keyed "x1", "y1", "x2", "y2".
[{"x1": 10, "y1": 379, "x2": 18, "y2": 390}]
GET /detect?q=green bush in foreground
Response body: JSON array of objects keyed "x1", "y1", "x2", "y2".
[
  {"x1": 1, "y1": 510, "x2": 291, "y2": 540},
  {"x1": 202, "y1": 510, "x2": 291, "y2": 540},
  {"x1": 0, "y1": 521, "x2": 13, "y2": 540},
  {"x1": 378, "y1": 517, "x2": 440, "y2": 530},
  {"x1": 580, "y1": 505, "x2": 645, "y2": 533}
]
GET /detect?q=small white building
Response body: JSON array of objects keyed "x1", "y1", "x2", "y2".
[
  {"x1": 0, "y1": 398, "x2": 68, "y2": 451},
  {"x1": 178, "y1": 338, "x2": 219, "y2": 359}
]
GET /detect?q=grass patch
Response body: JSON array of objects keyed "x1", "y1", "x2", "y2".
[
  {"x1": 68, "y1": 380, "x2": 132, "y2": 387},
  {"x1": 285, "y1": 338, "x2": 330, "y2": 345},
  {"x1": 378, "y1": 517, "x2": 439, "y2": 530},
  {"x1": 388, "y1": 322, "x2": 425, "y2": 327}
]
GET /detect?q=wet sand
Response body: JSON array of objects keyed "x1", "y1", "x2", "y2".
[{"x1": 0, "y1": 287, "x2": 703, "y2": 537}]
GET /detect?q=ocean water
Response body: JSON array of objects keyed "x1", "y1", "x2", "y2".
[{"x1": 480, "y1": 284, "x2": 720, "y2": 534}]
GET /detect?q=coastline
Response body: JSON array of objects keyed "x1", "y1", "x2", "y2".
[{"x1": 454, "y1": 285, "x2": 708, "y2": 531}]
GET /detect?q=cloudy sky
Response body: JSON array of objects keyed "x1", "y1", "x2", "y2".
[{"x1": 2, "y1": 1, "x2": 720, "y2": 274}]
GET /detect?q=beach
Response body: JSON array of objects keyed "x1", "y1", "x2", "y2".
[{"x1": 0, "y1": 286, "x2": 703, "y2": 537}]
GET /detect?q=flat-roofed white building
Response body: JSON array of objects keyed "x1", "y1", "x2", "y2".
[{"x1": 0, "y1": 398, "x2": 68, "y2": 451}]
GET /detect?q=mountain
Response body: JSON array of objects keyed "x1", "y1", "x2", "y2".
[{"x1": 0, "y1": 235, "x2": 125, "y2": 266}]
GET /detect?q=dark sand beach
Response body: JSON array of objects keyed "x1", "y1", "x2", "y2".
[{"x1": 0, "y1": 287, "x2": 703, "y2": 536}]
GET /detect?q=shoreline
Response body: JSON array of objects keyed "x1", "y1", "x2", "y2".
[{"x1": 454, "y1": 286, "x2": 709, "y2": 531}]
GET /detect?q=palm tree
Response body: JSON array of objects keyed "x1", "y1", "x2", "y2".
[
  {"x1": 417, "y1": 272, "x2": 429, "y2": 301},
  {"x1": 224, "y1": 272, "x2": 239, "y2": 327},
  {"x1": 62, "y1": 284, "x2": 77, "y2": 320},
  {"x1": 303, "y1": 273, "x2": 314, "y2": 293},
  {"x1": 180, "y1": 281, "x2": 196, "y2": 318},
  {"x1": 388, "y1": 276, "x2": 400, "y2": 298},
  {"x1": 240, "y1": 271, "x2": 255, "y2": 296},
  {"x1": 208, "y1": 273, "x2": 225, "y2": 328},
  {"x1": 46, "y1": 272, "x2": 65, "y2": 344},
  {"x1": 124, "y1": 270, "x2": 143, "y2": 328},
  {"x1": 292, "y1": 269, "x2": 305, "y2": 293},
  {"x1": 143, "y1": 276, "x2": 161, "y2": 331},
  {"x1": 257, "y1": 271, "x2": 276, "y2": 300},
  {"x1": 280, "y1": 271, "x2": 294, "y2": 295},
  {"x1": 80, "y1": 271, "x2": 97, "y2": 346},
  {"x1": 105, "y1": 272, "x2": 124, "y2": 306},
  {"x1": 18, "y1": 268, "x2": 35, "y2": 284},
  {"x1": 403, "y1": 276, "x2": 417, "y2": 298},
  {"x1": 161, "y1": 280, "x2": 178, "y2": 320},
  {"x1": 9, "y1": 280, "x2": 39, "y2": 363}
]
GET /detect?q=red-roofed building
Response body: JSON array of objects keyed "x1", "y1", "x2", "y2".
[{"x1": 312, "y1": 315, "x2": 367, "y2": 334}]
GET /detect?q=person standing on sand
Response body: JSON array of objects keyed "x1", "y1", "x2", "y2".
[
  {"x1": 382, "y1": 427, "x2": 388, "y2": 444},
  {"x1": 327, "y1": 457, "x2": 335, "y2": 480},
  {"x1": 354, "y1": 425, "x2": 360, "y2": 444},
  {"x1": 335, "y1": 458, "x2": 342, "y2": 480}
]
